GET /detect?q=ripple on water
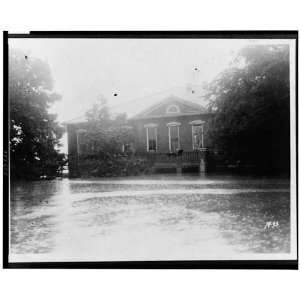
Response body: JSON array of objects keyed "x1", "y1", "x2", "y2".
[{"x1": 9, "y1": 178, "x2": 291, "y2": 261}]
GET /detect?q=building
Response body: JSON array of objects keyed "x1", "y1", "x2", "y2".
[
  {"x1": 129, "y1": 95, "x2": 211, "y2": 153},
  {"x1": 65, "y1": 95, "x2": 213, "y2": 176}
]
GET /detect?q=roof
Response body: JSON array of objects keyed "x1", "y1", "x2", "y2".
[
  {"x1": 64, "y1": 91, "x2": 208, "y2": 125},
  {"x1": 130, "y1": 95, "x2": 207, "y2": 120},
  {"x1": 63, "y1": 115, "x2": 87, "y2": 125}
]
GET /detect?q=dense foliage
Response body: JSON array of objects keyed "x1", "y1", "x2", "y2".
[
  {"x1": 76, "y1": 97, "x2": 151, "y2": 177},
  {"x1": 206, "y1": 44, "x2": 290, "y2": 173},
  {"x1": 84, "y1": 97, "x2": 134, "y2": 157},
  {"x1": 77, "y1": 155, "x2": 152, "y2": 177},
  {"x1": 9, "y1": 49, "x2": 66, "y2": 180}
]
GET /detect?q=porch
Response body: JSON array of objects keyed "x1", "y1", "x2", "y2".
[
  {"x1": 68, "y1": 149, "x2": 209, "y2": 177},
  {"x1": 145, "y1": 149, "x2": 208, "y2": 174}
]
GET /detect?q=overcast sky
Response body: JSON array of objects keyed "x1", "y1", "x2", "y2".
[
  {"x1": 9, "y1": 38, "x2": 254, "y2": 120},
  {"x1": 9, "y1": 38, "x2": 288, "y2": 152}
]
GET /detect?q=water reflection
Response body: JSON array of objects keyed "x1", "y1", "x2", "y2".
[{"x1": 10, "y1": 177, "x2": 291, "y2": 261}]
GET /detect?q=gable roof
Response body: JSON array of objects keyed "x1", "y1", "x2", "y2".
[
  {"x1": 63, "y1": 115, "x2": 87, "y2": 125},
  {"x1": 130, "y1": 95, "x2": 207, "y2": 120},
  {"x1": 64, "y1": 93, "x2": 208, "y2": 125}
]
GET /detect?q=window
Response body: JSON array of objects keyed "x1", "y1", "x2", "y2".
[
  {"x1": 122, "y1": 143, "x2": 133, "y2": 154},
  {"x1": 166, "y1": 104, "x2": 180, "y2": 114},
  {"x1": 166, "y1": 122, "x2": 181, "y2": 152},
  {"x1": 147, "y1": 127, "x2": 157, "y2": 151},
  {"x1": 192, "y1": 125, "x2": 203, "y2": 149},
  {"x1": 190, "y1": 120, "x2": 205, "y2": 150},
  {"x1": 76, "y1": 129, "x2": 87, "y2": 155},
  {"x1": 121, "y1": 125, "x2": 134, "y2": 154},
  {"x1": 144, "y1": 124, "x2": 158, "y2": 152}
]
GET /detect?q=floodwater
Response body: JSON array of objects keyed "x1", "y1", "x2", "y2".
[{"x1": 9, "y1": 175, "x2": 292, "y2": 262}]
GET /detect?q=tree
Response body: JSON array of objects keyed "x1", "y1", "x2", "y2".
[
  {"x1": 84, "y1": 96, "x2": 133, "y2": 159},
  {"x1": 206, "y1": 44, "x2": 290, "y2": 173},
  {"x1": 9, "y1": 49, "x2": 66, "y2": 179},
  {"x1": 74, "y1": 97, "x2": 147, "y2": 177}
]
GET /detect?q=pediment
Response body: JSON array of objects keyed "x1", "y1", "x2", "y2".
[{"x1": 131, "y1": 96, "x2": 206, "y2": 119}]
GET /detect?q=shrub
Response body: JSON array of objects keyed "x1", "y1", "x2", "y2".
[{"x1": 77, "y1": 155, "x2": 153, "y2": 177}]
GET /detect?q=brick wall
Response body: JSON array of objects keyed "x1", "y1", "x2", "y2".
[
  {"x1": 67, "y1": 113, "x2": 213, "y2": 176},
  {"x1": 129, "y1": 114, "x2": 212, "y2": 154}
]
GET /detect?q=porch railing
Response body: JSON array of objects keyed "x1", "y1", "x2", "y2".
[
  {"x1": 145, "y1": 149, "x2": 208, "y2": 163},
  {"x1": 68, "y1": 149, "x2": 209, "y2": 174}
]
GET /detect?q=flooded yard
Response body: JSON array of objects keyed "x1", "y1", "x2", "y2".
[{"x1": 9, "y1": 175, "x2": 291, "y2": 262}]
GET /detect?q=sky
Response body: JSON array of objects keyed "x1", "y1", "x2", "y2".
[{"x1": 8, "y1": 38, "x2": 288, "y2": 152}]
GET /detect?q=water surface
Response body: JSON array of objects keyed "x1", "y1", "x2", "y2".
[{"x1": 10, "y1": 175, "x2": 291, "y2": 261}]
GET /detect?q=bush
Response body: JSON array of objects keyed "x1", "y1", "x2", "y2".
[{"x1": 77, "y1": 155, "x2": 153, "y2": 177}]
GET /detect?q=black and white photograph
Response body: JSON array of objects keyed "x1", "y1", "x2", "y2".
[{"x1": 3, "y1": 32, "x2": 298, "y2": 268}]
